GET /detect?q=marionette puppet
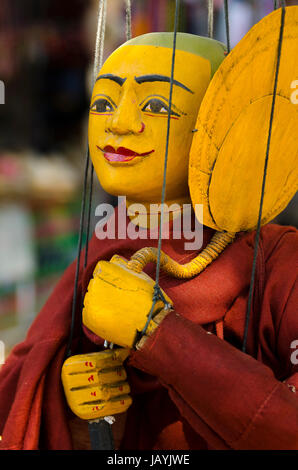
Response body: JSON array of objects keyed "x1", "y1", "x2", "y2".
[{"x1": 0, "y1": 5, "x2": 297, "y2": 450}]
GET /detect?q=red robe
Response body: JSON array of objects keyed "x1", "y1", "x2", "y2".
[{"x1": 0, "y1": 206, "x2": 297, "y2": 450}]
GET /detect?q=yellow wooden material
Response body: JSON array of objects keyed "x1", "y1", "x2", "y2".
[
  {"x1": 82, "y1": 255, "x2": 172, "y2": 349},
  {"x1": 189, "y1": 6, "x2": 298, "y2": 233},
  {"x1": 61, "y1": 349, "x2": 132, "y2": 420},
  {"x1": 127, "y1": 231, "x2": 235, "y2": 279}
]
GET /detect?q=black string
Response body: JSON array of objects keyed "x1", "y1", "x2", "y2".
[
  {"x1": 84, "y1": 164, "x2": 95, "y2": 269},
  {"x1": 65, "y1": 146, "x2": 91, "y2": 358},
  {"x1": 242, "y1": 6, "x2": 286, "y2": 353},
  {"x1": 76, "y1": 161, "x2": 95, "y2": 352},
  {"x1": 274, "y1": 0, "x2": 286, "y2": 9},
  {"x1": 224, "y1": 0, "x2": 231, "y2": 53},
  {"x1": 141, "y1": 0, "x2": 180, "y2": 336},
  {"x1": 154, "y1": 0, "x2": 179, "y2": 288}
]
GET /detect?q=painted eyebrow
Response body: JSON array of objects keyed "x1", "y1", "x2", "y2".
[
  {"x1": 96, "y1": 74, "x2": 126, "y2": 86},
  {"x1": 134, "y1": 74, "x2": 194, "y2": 94}
]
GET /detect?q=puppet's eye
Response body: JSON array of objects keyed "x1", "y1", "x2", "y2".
[
  {"x1": 141, "y1": 98, "x2": 180, "y2": 117},
  {"x1": 90, "y1": 98, "x2": 114, "y2": 113}
]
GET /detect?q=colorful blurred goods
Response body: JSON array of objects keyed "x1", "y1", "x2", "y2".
[
  {"x1": 0, "y1": 204, "x2": 35, "y2": 333},
  {"x1": 0, "y1": 152, "x2": 81, "y2": 354},
  {"x1": 0, "y1": 201, "x2": 80, "y2": 347},
  {"x1": 0, "y1": 152, "x2": 80, "y2": 203}
]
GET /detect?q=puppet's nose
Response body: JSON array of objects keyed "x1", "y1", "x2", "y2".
[{"x1": 106, "y1": 89, "x2": 143, "y2": 135}]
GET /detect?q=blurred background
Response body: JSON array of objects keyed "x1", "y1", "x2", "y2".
[{"x1": 0, "y1": 0, "x2": 297, "y2": 359}]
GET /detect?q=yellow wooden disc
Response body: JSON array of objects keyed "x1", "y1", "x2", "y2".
[{"x1": 189, "y1": 7, "x2": 298, "y2": 233}]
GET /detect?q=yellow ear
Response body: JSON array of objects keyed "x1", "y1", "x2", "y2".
[{"x1": 189, "y1": 6, "x2": 298, "y2": 233}]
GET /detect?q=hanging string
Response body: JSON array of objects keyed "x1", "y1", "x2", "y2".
[
  {"x1": 100, "y1": 0, "x2": 107, "y2": 69},
  {"x1": 142, "y1": 0, "x2": 180, "y2": 336},
  {"x1": 208, "y1": 0, "x2": 214, "y2": 38},
  {"x1": 274, "y1": 0, "x2": 286, "y2": 9},
  {"x1": 65, "y1": 149, "x2": 90, "y2": 358},
  {"x1": 93, "y1": 0, "x2": 107, "y2": 86},
  {"x1": 242, "y1": 6, "x2": 286, "y2": 353},
  {"x1": 125, "y1": 0, "x2": 132, "y2": 41},
  {"x1": 84, "y1": 0, "x2": 108, "y2": 274},
  {"x1": 84, "y1": 0, "x2": 107, "y2": 268},
  {"x1": 66, "y1": 0, "x2": 107, "y2": 358},
  {"x1": 83, "y1": 165, "x2": 94, "y2": 268},
  {"x1": 224, "y1": 0, "x2": 231, "y2": 53}
]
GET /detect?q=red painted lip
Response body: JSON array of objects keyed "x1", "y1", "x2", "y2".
[{"x1": 97, "y1": 145, "x2": 154, "y2": 162}]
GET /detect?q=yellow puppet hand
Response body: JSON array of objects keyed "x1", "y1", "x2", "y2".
[
  {"x1": 61, "y1": 349, "x2": 132, "y2": 420},
  {"x1": 82, "y1": 255, "x2": 172, "y2": 349}
]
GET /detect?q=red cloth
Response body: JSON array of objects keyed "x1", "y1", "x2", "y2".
[{"x1": 0, "y1": 206, "x2": 297, "y2": 450}]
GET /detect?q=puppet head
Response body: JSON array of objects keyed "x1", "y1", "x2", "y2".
[{"x1": 88, "y1": 33, "x2": 226, "y2": 206}]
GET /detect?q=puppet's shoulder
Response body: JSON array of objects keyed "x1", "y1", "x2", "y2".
[
  {"x1": 258, "y1": 224, "x2": 297, "y2": 328},
  {"x1": 259, "y1": 224, "x2": 298, "y2": 264}
]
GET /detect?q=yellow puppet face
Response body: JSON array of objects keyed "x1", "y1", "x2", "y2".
[{"x1": 88, "y1": 44, "x2": 211, "y2": 204}]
